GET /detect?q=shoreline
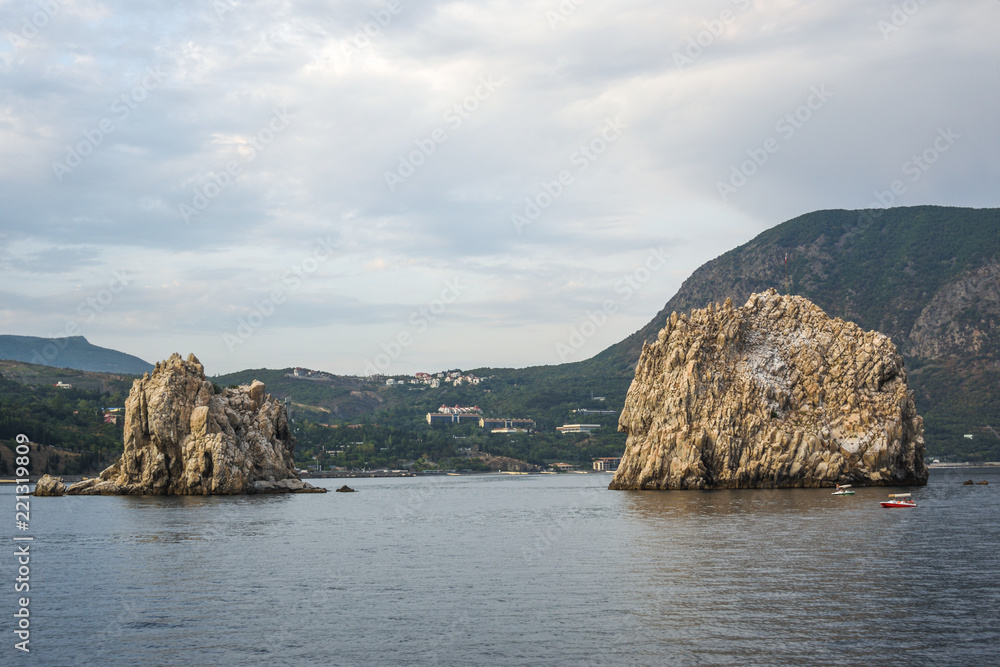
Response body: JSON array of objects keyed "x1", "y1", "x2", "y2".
[
  {"x1": 928, "y1": 462, "x2": 1000, "y2": 469},
  {"x1": 4, "y1": 463, "x2": 996, "y2": 485}
]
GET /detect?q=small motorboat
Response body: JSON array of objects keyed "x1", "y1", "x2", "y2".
[
  {"x1": 832, "y1": 484, "x2": 854, "y2": 496},
  {"x1": 880, "y1": 492, "x2": 916, "y2": 508}
]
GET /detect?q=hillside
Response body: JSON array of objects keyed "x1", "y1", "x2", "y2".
[
  {"x1": 0, "y1": 360, "x2": 133, "y2": 474},
  {"x1": 0, "y1": 335, "x2": 153, "y2": 374},
  {"x1": 592, "y1": 205, "x2": 1000, "y2": 460},
  {"x1": 212, "y1": 365, "x2": 628, "y2": 469}
]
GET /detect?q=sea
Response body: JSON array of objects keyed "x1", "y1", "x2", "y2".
[{"x1": 3, "y1": 466, "x2": 998, "y2": 666}]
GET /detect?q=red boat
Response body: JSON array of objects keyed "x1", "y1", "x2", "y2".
[{"x1": 880, "y1": 493, "x2": 916, "y2": 508}]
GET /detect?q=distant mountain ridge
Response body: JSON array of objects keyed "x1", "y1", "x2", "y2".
[
  {"x1": 590, "y1": 205, "x2": 1000, "y2": 460},
  {"x1": 0, "y1": 335, "x2": 153, "y2": 375}
]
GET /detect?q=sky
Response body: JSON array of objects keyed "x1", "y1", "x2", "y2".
[{"x1": 1, "y1": 0, "x2": 998, "y2": 377}]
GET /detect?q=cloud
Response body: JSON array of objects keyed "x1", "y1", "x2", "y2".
[{"x1": 1, "y1": 0, "x2": 997, "y2": 374}]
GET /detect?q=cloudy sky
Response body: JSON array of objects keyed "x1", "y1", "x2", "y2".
[{"x1": 1, "y1": 0, "x2": 997, "y2": 376}]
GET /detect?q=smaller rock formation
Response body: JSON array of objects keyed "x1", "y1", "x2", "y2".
[
  {"x1": 34, "y1": 474, "x2": 67, "y2": 497},
  {"x1": 610, "y1": 290, "x2": 928, "y2": 490},
  {"x1": 66, "y1": 353, "x2": 325, "y2": 495},
  {"x1": 335, "y1": 485, "x2": 356, "y2": 493}
]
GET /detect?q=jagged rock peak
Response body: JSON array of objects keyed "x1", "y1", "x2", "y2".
[
  {"x1": 64, "y1": 353, "x2": 325, "y2": 495},
  {"x1": 609, "y1": 289, "x2": 928, "y2": 490}
]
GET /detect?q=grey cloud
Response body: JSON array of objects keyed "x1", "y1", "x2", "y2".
[{"x1": 0, "y1": 0, "x2": 996, "y2": 373}]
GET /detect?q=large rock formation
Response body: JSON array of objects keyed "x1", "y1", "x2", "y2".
[
  {"x1": 65, "y1": 353, "x2": 325, "y2": 495},
  {"x1": 610, "y1": 290, "x2": 928, "y2": 490}
]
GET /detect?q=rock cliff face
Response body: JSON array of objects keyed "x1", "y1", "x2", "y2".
[
  {"x1": 907, "y1": 259, "x2": 1000, "y2": 360},
  {"x1": 65, "y1": 353, "x2": 325, "y2": 495},
  {"x1": 610, "y1": 290, "x2": 928, "y2": 490},
  {"x1": 34, "y1": 474, "x2": 67, "y2": 496}
]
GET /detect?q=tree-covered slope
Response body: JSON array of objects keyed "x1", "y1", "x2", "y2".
[{"x1": 0, "y1": 360, "x2": 133, "y2": 474}]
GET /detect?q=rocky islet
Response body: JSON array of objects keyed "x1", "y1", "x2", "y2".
[
  {"x1": 610, "y1": 290, "x2": 928, "y2": 490},
  {"x1": 36, "y1": 353, "x2": 325, "y2": 495}
]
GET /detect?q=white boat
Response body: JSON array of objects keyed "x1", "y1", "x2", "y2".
[{"x1": 832, "y1": 484, "x2": 854, "y2": 496}]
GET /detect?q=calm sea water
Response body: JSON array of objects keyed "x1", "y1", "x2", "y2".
[{"x1": 3, "y1": 467, "x2": 998, "y2": 666}]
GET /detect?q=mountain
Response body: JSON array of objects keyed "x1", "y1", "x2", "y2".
[
  {"x1": 0, "y1": 335, "x2": 153, "y2": 375},
  {"x1": 592, "y1": 205, "x2": 1000, "y2": 460}
]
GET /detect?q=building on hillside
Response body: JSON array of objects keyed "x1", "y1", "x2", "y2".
[
  {"x1": 54, "y1": 381, "x2": 72, "y2": 389},
  {"x1": 438, "y1": 405, "x2": 482, "y2": 415},
  {"x1": 550, "y1": 462, "x2": 575, "y2": 472},
  {"x1": 386, "y1": 378, "x2": 396, "y2": 386},
  {"x1": 481, "y1": 417, "x2": 536, "y2": 433},
  {"x1": 427, "y1": 412, "x2": 482, "y2": 426},
  {"x1": 592, "y1": 457, "x2": 621, "y2": 471},
  {"x1": 490, "y1": 428, "x2": 528, "y2": 434},
  {"x1": 556, "y1": 424, "x2": 601, "y2": 434},
  {"x1": 572, "y1": 409, "x2": 617, "y2": 415}
]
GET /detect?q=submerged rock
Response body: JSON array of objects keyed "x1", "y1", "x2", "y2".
[
  {"x1": 66, "y1": 353, "x2": 325, "y2": 495},
  {"x1": 34, "y1": 474, "x2": 67, "y2": 497},
  {"x1": 610, "y1": 290, "x2": 928, "y2": 490}
]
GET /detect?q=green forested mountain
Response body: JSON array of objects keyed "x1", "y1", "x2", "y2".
[
  {"x1": 592, "y1": 205, "x2": 1000, "y2": 460},
  {"x1": 215, "y1": 206, "x2": 1000, "y2": 463}
]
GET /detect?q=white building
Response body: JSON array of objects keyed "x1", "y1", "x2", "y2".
[{"x1": 556, "y1": 424, "x2": 601, "y2": 434}]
